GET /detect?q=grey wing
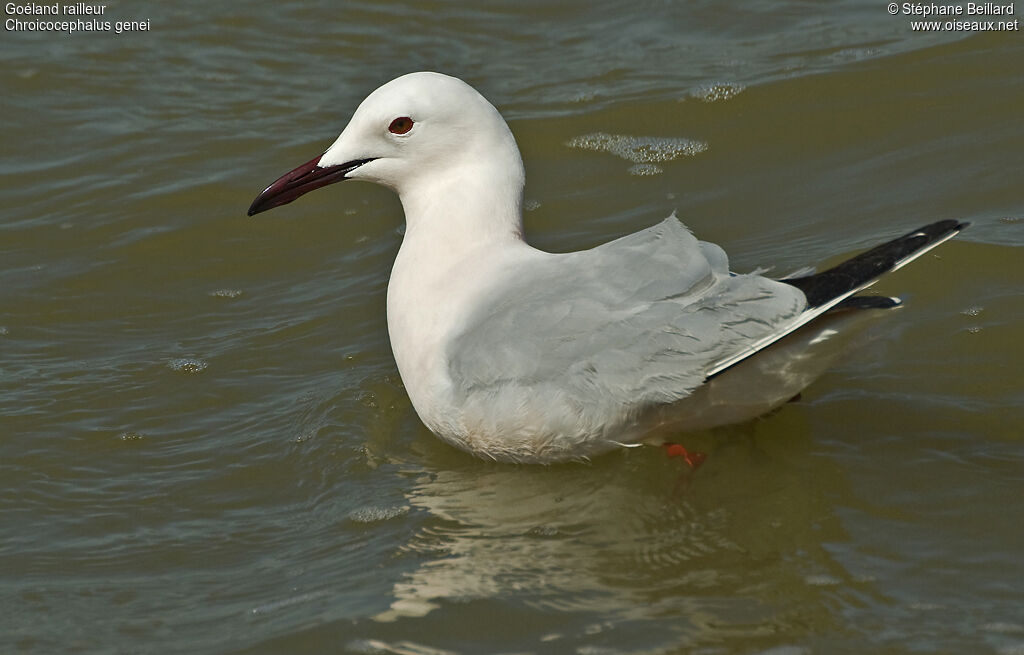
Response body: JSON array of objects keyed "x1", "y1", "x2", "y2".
[{"x1": 447, "y1": 217, "x2": 806, "y2": 428}]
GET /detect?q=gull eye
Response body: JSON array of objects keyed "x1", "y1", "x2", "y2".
[{"x1": 388, "y1": 116, "x2": 414, "y2": 135}]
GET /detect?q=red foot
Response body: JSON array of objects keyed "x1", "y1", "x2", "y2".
[{"x1": 663, "y1": 443, "x2": 707, "y2": 470}]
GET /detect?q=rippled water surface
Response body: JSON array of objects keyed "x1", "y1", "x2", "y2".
[{"x1": 3, "y1": 1, "x2": 1023, "y2": 653}]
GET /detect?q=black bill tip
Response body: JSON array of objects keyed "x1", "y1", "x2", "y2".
[{"x1": 247, "y1": 156, "x2": 374, "y2": 217}]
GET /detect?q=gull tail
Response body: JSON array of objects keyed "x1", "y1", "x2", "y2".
[{"x1": 705, "y1": 219, "x2": 968, "y2": 380}]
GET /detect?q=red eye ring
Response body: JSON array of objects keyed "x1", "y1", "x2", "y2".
[{"x1": 388, "y1": 116, "x2": 414, "y2": 135}]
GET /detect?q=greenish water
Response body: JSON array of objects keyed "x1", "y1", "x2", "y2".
[{"x1": 2, "y1": 1, "x2": 1023, "y2": 653}]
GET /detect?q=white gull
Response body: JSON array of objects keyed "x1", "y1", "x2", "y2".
[{"x1": 248, "y1": 72, "x2": 966, "y2": 463}]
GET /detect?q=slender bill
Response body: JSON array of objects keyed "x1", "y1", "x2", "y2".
[{"x1": 247, "y1": 155, "x2": 374, "y2": 216}]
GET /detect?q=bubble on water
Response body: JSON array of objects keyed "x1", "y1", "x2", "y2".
[
  {"x1": 690, "y1": 82, "x2": 745, "y2": 103},
  {"x1": 119, "y1": 431, "x2": 144, "y2": 442},
  {"x1": 168, "y1": 358, "x2": 208, "y2": 374},
  {"x1": 566, "y1": 132, "x2": 708, "y2": 164},
  {"x1": 293, "y1": 430, "x2": 315, "y2": 444},
  {"x1": 570, "y1": 89, "x2": 597, "y2": 103},
  {"x1": 999, "y1": 216, "x2": 1022, "y2": 224},
  {"x1": 967, "y1": 326, "x2": 983, "y2": 334},
  {"x1": 347, "y1": 505, "x2": 410, "y2": 523},
  {"x1": 804, "y1": 574, "x2": 841, "y2": 586},
  {"x1": 524, "y1": 199, "x2": 542, "y2": 212},
  {"x1": 527, "y1": 524, "x2": 561, "y2": 538},
  {"x1": 961, "y1": 306, "x2": 983, "y2": 317},
  {"x1": 628, "y1": 163, "x2": 663, "y2": 176},
  {"x1": 209, "y1": 288, "x2": 243, "y2": 299},
  {"x1": 0, "y1": 327, "x2": 8, "y2": 336}
]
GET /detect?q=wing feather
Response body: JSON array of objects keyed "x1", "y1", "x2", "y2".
[{"x1": 445, "y1": 216, "x2": 806, "y2": 439}]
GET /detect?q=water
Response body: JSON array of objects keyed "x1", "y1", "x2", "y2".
[{"x1": 2, "y1": 1, "x2": 1023, "y2": 653}]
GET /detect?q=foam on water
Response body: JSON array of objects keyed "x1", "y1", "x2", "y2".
[
  {"x1": 690, "y1": 82, "x2": 746, "y2": 102},
  {"x1": 566, "y1": 132, "x2": 708, "y2": 165},
  {"x1": 347, "y1": 505, "x2": 410, "y2": 523},
  {"x1": 627, "y1": 163, "x2": 663, "y2": 176},
  {"x1": 167, "y1": 358, "x2": 208, "y2": 374},
  {"x1": 803, "y1": 574, "x2": 841, "y2": 587},
  {"x1": 208, "y1": 288, "x2": 243, "y2": 298}
]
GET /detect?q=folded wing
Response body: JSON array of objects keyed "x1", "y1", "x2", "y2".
[{"x1": 446, "y1": 216, "x2": 806, "y2": 439}]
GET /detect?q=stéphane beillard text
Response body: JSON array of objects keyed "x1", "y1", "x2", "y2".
[
  {"x1": 5, "y1": 3, "x2": 106, "y2": 14},
  {"x1": 901, "y1": 2, "x2": 1015, "y2": 15}
]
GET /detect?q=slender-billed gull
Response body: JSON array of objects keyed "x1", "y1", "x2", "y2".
[{"x1": 248, "y1": 72, "x2": 966, "y2": 463}]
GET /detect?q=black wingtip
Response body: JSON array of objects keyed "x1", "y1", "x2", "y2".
[
  {"x1": 781, "y1": 219, "x2": 968, "y2": 308},
  {"x1": 703, "y1": 221, "x2": 964, "y2": 380}
]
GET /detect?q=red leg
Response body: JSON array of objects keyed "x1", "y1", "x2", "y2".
[{"x1": 663, "y1": 443, "x2": 707, "y2": 470}]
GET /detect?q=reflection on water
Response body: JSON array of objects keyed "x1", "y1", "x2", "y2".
[{"x1": 380, "y1": 423, "x2": 857, "y2": 649}]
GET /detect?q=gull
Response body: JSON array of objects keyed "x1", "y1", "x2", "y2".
[{"x1": 248, "y1": 72, "x2": 966, "y2": 464}]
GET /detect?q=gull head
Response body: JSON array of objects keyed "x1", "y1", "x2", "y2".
[{"x1": 248, "y1": 72, "x2": 524, "y2": 217}]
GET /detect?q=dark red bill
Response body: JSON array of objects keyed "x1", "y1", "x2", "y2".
[{"x1": 247, "y1": 155, "x2": 374, "y2": 216}]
